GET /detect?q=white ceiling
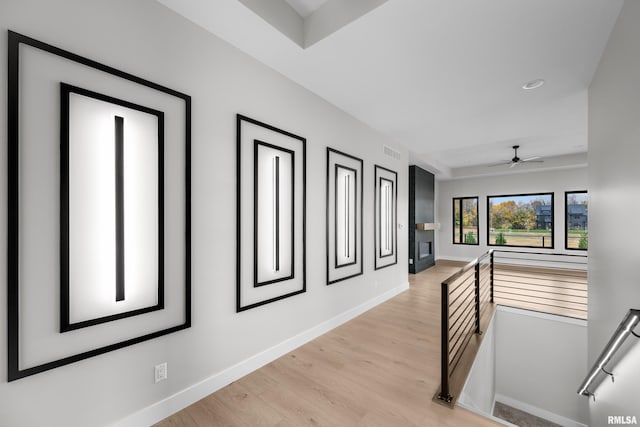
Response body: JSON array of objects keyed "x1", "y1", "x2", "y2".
[
  {"x1": 158, "y1": 0, "x2": 623, "y2": 178},
  {"x1": 284, "y1": 0, "x2": 329, "y2": 18}
]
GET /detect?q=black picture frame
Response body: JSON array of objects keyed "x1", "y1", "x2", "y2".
[
  {"x1": 326, "y1": 148, "x2": 364, "y2": 285},
  {"x1": 334, "y1": 164, "x2": 358, "y2": 268},
  {"x1": 236, "y1": 114, "x2": 306, "y2": 312},
  {"x1": 253, "y1": 140, "x2": 296, "y2": 287},
  {"x1": 7, "y1": 30, "x2": 191, "y2": 382},
  {"x1": 60, "y1": 83, "x2": 166, "y2": 332},
  {"x1": 374, "y1": 165, "x2": 398, "y2": 270}
]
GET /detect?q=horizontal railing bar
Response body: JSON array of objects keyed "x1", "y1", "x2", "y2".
[
  {"x1": 450, "y1": 328, "x2": 476, "y2": 373},
  {"x1": 449, "y1": 307, "x2": 476, "y2": 349},
  {"x1": 479, "y1": 287, "x2": 491, "y2": 303},
  {"x1": 448, "y1": 273, "x2": 476, "y2": 296},
  {"x1": 449, "y1": 281, "x2": 475, "y2": 304},
  {"x1": 450, "y1": 321, "x2": 475, "y2": 365},
  {"x1": 450, "y1": 282, "x2": 475, "y2": 309},
  {"x1": 494, "y1": 258, "x2": 588, "y2": 267},
  {"x1": 495, "y1": 268, "x2": 587, "y2": 281},
  {"x1": 442, "y1": 252, "x2": 492, "y2": 286},
  {"x1": 495, "y1": 289, "x2": 588, "y2": 305},
  {"x1": 450, "y1": 296, "x2": 475, "y2": 324},
  {"x1": 496, "y1": 282, "x2": 588, "y2": 298},
  {"x1": 449, "y1": 298, "x2": 475, "y2": 325},
  {"x1": 496, "y1": 279, "x2": 587, "y2": 290},
  {"x1": 449, "y1": 304, "x2": 475, "y2": 337},
  {"x1": 496, "y1": 278, "x2": 587, "y2": 290},
  {"x1": 449, "y1": 321, "x2": 475, "y2": 361},
  {"x1": 493, "y1": 249, "x2": 587, "y2": 259},
  {"x1": 494, "y1": 295, "x2": 588, "y2": 311},
  {"x1": 449, "y1": 305, "x2": 476, "y2": 345},
  {"x1": 479, "y1": 276, "x2": 490, "y2": 288},
  {"x1": 496, "y1": 278, "x2": 587, "y2": 288},
  {"x1": 495, "y1": 261, "x2": 588, "y2": 269},
  {"x1": 495, "y1": 264, "x2": 588, "y2": 276},
  {"x1": 495, "y1": 261, "x2": 588, "y2": 270},
  {"x1": 449, "y1": 282, "x2": 475, "y2": 310}
]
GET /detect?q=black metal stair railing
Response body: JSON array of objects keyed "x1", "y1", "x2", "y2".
[
  {"x1": 436, "y1": 249, "x2": 589, "y2": 406},
  {"x1": 437, "y1": 250, "x2": 494, "y2": 404}
]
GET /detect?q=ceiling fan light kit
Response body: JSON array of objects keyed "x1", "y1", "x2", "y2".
[{"x1": 522, "y1": 78, "x2": 545, "y2": 90}]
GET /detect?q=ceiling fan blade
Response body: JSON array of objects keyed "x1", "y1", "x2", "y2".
[
  {"x1": 488, "y1": 161, "x2": 512, "y2": 167},
  {"x1": 522, "y1": 156, "x2": 541, "y2": 161},
  {"x1": 509, "y1": 162, "x2": 519, "y2": 168},
  {"x1": 521, "y1": 159, "x2": 544, "y2": 163}
]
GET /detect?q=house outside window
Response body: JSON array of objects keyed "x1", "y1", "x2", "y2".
[
  {"x1": 566, "y1": 191, "x2": 588, "y2": 250},
  {"x1": 487, "y1": 193, "x2": 554, "y2": 248}
]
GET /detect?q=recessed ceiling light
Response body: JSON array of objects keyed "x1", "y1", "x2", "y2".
[{"x1": 522, "y1": 79, "x2": 545, "y2": 90}]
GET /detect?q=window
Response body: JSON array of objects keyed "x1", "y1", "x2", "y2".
[
  {"x1": 453, "y1": 197, "x2": 478, "y2": 245},
  {"x1": 565, "y1": 191, "x2": 588, "y2": 250},
  {"x1": 487, "y1": 193, "x2": 554, "y2": 248}
]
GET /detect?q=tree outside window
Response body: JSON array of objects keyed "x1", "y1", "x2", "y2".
[
  {"x1": 487, "y1": 193, "x2": 554, "y2": 248},
  {"x1": 453, "y1": 197, "x2": 478, "y2": 245}
]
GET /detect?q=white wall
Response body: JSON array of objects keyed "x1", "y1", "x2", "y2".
[
  {"x1": 436, "y1": 168, "x2": 587, "y2": 261},
  {"x1": 0, "y1": 1, "x2": 408, "y2": 425},
  {"x1": 495, "y1": 307, "x2": 588, "y2": 426},
  {"x1": 458, "y1": 311, "x2": 496, "y2": 415},
  {"x1": 588, "y1": 1, "x2": 640, "y2": 425}
]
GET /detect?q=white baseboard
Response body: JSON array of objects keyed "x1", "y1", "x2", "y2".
[
  {"x1": 437, "y1": 256, "x2": 475, "y2": 263},
  {"x1": 109, "y1": 281, "x2": 410, "y2": 427},
  {"x1": 494, "y1": 393, "x2": 587, "y2": 427}
]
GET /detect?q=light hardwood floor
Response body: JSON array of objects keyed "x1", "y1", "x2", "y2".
[{"x1": 155, "y1": 264, "x2": 501, "y2": 427}]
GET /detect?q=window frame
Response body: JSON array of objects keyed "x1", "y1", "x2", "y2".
[
  {"x1": 565, "y1": 190, "x2": 588, "y2": 251},
  {"x1": 486, "y1": 192, "x2": 555, "y2": 249},
  {"x1": 452, "y1": 196, "x2": 479, "y2": 246}
]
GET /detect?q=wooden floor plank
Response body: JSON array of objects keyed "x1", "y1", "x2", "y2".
[{"x1": 155, "y1": 262, "x2": 501, "y2": 427}]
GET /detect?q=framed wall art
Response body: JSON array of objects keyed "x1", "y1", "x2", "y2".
[
  {"x1": 236, "y1": 115, "x2": 306, "y2": 312},
  {"x1": 374, "y1": 165, "x2": 398, "y2": 270},
  {"x1": 326, "y1": 148, "x2": 363, "y2": 284},
  {"x1": 7, "y1": 31, "x2": 191, "y2": 381}
]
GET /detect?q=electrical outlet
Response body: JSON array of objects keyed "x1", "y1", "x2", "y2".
[
  {"x1": 409, "y1": 258, "x2": 414, "y2": 264},
  {"x1": 155, "y1": 362, "x2": 167, "y2": 383}
]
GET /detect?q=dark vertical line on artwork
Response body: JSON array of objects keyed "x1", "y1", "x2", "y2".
[
  {"x1": 60, "y1": 84, "x2": 71, "y2": 332},
  {"x1": 236, "y1": 117, "x2": 242, "y2": 311},
  {"x1": 388, "y1": 184, "x2": 392, "y2": 252},
  {"x1": 115, "y1": 116, "x2": 125, "y2": 302},
  {"x1": 346, "y1": 174, "x2": 350, "y2": 258},
  {"x1": 334, "y1": 164, "x2": 338, "y2": 268},
  {"x1": 253, "y1": 141, "x2": 259, "y2": 287},
  {"x1": 7, "y1": 31, "x2": 20, "y2": 381},
  {"x1": 157, "y1": 112, "x2": 165, "y2": 309},
  {"x1": 275, "y1": 156, "x2": 280, "y2": 271}
]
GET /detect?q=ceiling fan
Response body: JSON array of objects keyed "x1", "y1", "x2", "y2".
[{"x1": 489, "y1": 145, "x2": 544, "y2": 168}]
